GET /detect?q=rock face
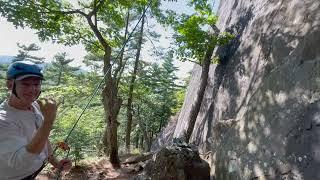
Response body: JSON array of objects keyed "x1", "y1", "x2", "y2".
[
  {"x1": 171, "y1": 0, "x2": 320, "y2": 179},
  {"x1": 150, "y1": 113, "x2": 179, "y2": 151},
  {"x1": 143, "y1": 145, "x2": 210, "y2": 180}
]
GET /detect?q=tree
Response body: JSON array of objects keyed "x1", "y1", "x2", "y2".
[
  {"x1": 125, "y1": 9, "x2": 146, "y2": 153},
  {"x1": 42, "y1": 71, "x2": 105, "y2": 166},
  {"x1": 157, "y1": 51, "x2": 180, "y2": 131},
  {"x1": 0, "y1": 0, "x2": 173, "y2": 167},
  {"x1": 83, "y1": 51, "x2": 104, "y2": 75},
  {"x1": 14, "y1": 43, "x2": 45, "y2": 63},
  {"x1": 45, "y1": 52, "x2": 79, "y2": 86},
  {"x1": 0, "y1": 0, "x2": 138, "y2": 167},
  {"x1": 122, "y1": 56, "x2": 181, "y2": 151},
  {"x1": 165, "y1": 0, "x2": 233, "y2": 142}
]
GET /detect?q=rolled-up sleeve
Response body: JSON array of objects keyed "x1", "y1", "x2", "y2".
[{"x1": 0, "y1": 120, "x2": 38, "y2": 170}]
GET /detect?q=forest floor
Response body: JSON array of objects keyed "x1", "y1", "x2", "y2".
[{"x1": 36, "y1": 155, "x2": 141, "y2": 180}]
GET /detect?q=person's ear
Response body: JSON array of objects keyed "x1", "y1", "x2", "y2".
[{"x1": 6, "y1": 80, "x2": 13, "y2": 90}]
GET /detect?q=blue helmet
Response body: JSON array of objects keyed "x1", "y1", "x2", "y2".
[{"x1": 7, "y1": 61, "x2": 44, "y2": 80}]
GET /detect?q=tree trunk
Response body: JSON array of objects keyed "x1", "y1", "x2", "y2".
[
  {"x1": 102, "y1": 125, "x2": 110, "y2": 155},
  {"x1": 185, "y1": 44, "x2": 215, "y2": 143},
  {"x1": 158, "y1": 105, "x2": 165, "y2": 133},
  {"x1": 135, "y1": 130, "x2": 140, "y2": 148},
  {"x1": 57, "y1": 68, "x2": 62, "y2": 86},
  {"x1": 80, "y1": 4, "x2": 124, "y2": 169},
  {"x1": 115, "y1": 9, "x2": 130, "y2": 82},
  {"x1": 136, "y1": 105, "x2": 150, "y2": 152},
  {"x1": 140, "y1": 135, "x2": 144, "y2": 150},
  {"x1": 102, "y1": 48, "x2": 122, "y2": 168},
  {"x1": 125, "y1": 12, "x2": 145, "y2": 153}
]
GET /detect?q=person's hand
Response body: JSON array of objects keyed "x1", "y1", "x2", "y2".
[
  {"x1": 55, "y1": 158, "x2": 72, "y2": 171},
  {"x1": 37, "y1": 98, "x2": 57, "y2": 125}
]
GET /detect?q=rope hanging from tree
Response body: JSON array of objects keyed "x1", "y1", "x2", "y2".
[{"x1": 44, "y1": 3, "x2": 152, "y2": 179}]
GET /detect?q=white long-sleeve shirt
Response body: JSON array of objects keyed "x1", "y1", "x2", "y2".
[{"x1": 0, "y1": 101, "x2": 48, "y2": 179}]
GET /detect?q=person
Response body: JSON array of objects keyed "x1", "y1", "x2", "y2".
[{"x1": 0, "y1": 61, "x2": 72, "y2": 179}]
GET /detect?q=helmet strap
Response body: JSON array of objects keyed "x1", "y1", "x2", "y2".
[
  {"x1": 12, "y1": 80, "x2": 20, "y2": 99},
  {"x1": 36, "y1": 91, "x2": 41, "y2": 100}
]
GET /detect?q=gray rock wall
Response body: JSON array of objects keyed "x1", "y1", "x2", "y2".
[
  {"x1": 150, "y1": 113, "x2": 179, "y2": 151},
  {"x1": 173, "y1": 0, "x2": 320, "y2": 179}
]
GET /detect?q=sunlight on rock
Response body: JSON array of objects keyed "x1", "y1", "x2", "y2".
[
  {"x1": 248, "y1": 121, "x2": 257, "y2": 130},
  {"x1": 263, "y1": 162, "x2": 268, "y2": 168},
  {"x1": 243, "y1": 165, "x2": 252, "y2": 179},
  {"x1": 275, "y1": 91, "x2": 287, "y2": 105},
  {"x1": 247, "y1": 141, "x2": 258, "y2": 154},
  {"x1": 275, "y1": 159, "x2": 290, "y2": 173},
  {"x1": 266, "y1": 90, "x2": 275, "y2": 105},
  {"x1": 228, "y1": 159, "x2": 238, "y2": 173},
  {"x1": 210, "y1": 153, "x2": 217, "y2": 177},
  {"x1": 291, "y1": 168, "x2": 304, "y2": 179},
  {"x1": 263, "y1": 126, "x2": 271, "y2": 136},
  {"x1": 238, "y1": 119, "x2": 246, "y2": 140},
  {"x1": 259, "y1": 115, "x2": 266, "y2": 125},
  {"x1": 227, "y1": 151, "x2": 237, "y2": 159},
  {"x1": 267, "y1": 167, "x2": 275, "y2": 177},
  {"x1": 310, "y1": 91, "x2": 320, "y2": 103},
  {"x1": 253, "y1": 164, "x2": 266, "y2": 180}
]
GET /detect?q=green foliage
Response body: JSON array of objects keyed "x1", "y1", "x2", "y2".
[
  {"x1": 0, "y1": 0, "x2": 187, "y2": 157},
  {"x1": 44, "y1": 52, "x2": 79, "y2": 85},
  {"x1": 0, "y1": 0, "x2": 74, "y2": 42},
  {"x1": 0, "y1": 64, "x2": 9, "y2": 102},
  {"x1": 116, "y1": 49, "x2": 187, "y2": 152},
  {"x1": 119, "y1": 51, "x2": 184, "y2": 147},
  {"x1": 14, "y1": 43, "x2": 45, "y2": 63},
  {"x1": 45, "y1": 74, "x2": 104, "y2": 162},
  {"x1": 161, "y1": 0, "x2": 217, "y2": 62},
  {"x1": 217, "y1": 31, "x2": 235, "y2": 45},
  {"x1": 0, "y1": 0, "x2": 129, "y2": 51},
  {"x1": 164, "y1": 0, "x2": 234, "y2": 64},
  {"x1": 174, "y1": 13, "x2": 217, "y2": 61},
  {"x1": 172, "y1": 88, "x2": 186, "y2": 113},
  {"x1": 83, "y1": 52, "x2": 104, "y2": 73}
]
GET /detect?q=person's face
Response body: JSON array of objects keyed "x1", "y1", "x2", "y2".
[{"x1": 9, "y1": 77, "x2": 42, "y2": 104}]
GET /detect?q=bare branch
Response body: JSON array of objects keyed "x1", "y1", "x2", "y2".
[
  {"x1": 145, "y1": 34, "x2": 161, "y2": 56},
  {"x1": 116, "y1": 57, "x2": 130, "y2": 87}
]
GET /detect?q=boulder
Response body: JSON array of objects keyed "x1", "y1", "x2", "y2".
[
  {"x1": 142, "y1": 144, "x2": 210, "y2": 180},
  {"x1": 124, "y1": 152, "x2": 154, "y2": 164}
]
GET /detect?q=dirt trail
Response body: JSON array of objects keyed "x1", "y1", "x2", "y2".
[{"x1": 36, "y1": 158, "x2": 140, "y2": 180}]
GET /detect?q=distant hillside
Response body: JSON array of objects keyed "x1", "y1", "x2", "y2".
[
  {"x1": 0, "y1": 56, "x2": 46, "y2": 68},
  {"x1": 0, "y1": 56, "x2": 14, "y2": 64},
  {"x1": 0, "y1": 56, "x2": 86, "y2": 74}
]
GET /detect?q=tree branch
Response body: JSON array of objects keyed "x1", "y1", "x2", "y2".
[
  {"x1": 116, "y1": 56, "x2": 130, "y2": 87},
  {"x1": 28, "y1": 0, "x2": 87, "y2": 17},
  {"x1": 114, "y1": 9, "x2": 130, "y2": 79},
  {"x1": 88, "y1": 0, "x2": 105, "y2": 18},
  {"x1": 86, "y1": 15, "x2": 110, "y2": 52},
  {"x1": 145, "y1": 34, "x2": 161, "y2": 56}
]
